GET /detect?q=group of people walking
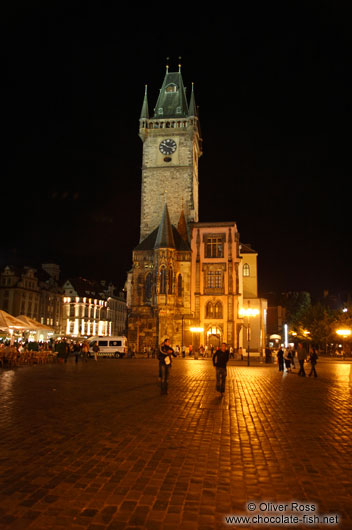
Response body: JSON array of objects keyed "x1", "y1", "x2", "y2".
[
  {"x1": 158, "y1": 339, "x2": 230, "y2": 396},
  {"x1": 158, "y1": 339, "x2": 320, "y2": 396},
  {"x1": 277, "y1": 344, "x2": 318, "y2": 377}
]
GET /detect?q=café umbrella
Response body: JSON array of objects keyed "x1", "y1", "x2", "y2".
[
  {"x1": 16, "y1": 315, "x2": 54, "y2": 331},
  {"x1": 0, "y1": 310, "x2": 27, "y2": 344}
]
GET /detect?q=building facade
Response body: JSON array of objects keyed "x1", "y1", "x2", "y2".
[
  {"x1": 0, "y1": 265, "x2": 127, "y2": 339},
  {"x1": 0, "y1": 265, "x2": 63, "y2": 332},
  {"x1": 127, "y1": 66, "x2": 267, "y2": 353},
  {"x1": 62, "y1": 278, "x2": 127, "y2": 338}
]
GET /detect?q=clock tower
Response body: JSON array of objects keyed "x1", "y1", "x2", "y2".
[{"x1": 139, "y1": 65, "x2": 202, "y2": 243}]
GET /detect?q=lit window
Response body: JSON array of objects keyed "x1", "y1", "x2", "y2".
[
  {"x1": 243, "y1": 263, "x2": 250, "y2": 277},
  {"x1": 206, "y1": 302, "x2": 214, "y2": 318},
  {"x1": 165, "y1": 84, "x2": 177, "y2": 93},
  {"x1": 205, "y1": 236, "x2": 224, "y2": 258},
  {"x1": 215, "y1": 302, "x2": 223, "y2": 318},
  {"x1": 207, "y1": 270, "x2": 223, "y2": 289}
]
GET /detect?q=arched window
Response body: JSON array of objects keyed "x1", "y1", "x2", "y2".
[
  {"x1": 215, "y1": 301, "x2": 223, "y2": 319},
  {"x1": 177, "y1": 274, "x2": 182, "y2": 297},
  {"x1": 145, "y1": 273, "x2": 152, "y2": 302},
  {"x1": 160, "y1": 267, "x2": 167, "y2": 294},
  {"x1": 243, "y1": 263, "x2": 250, "y2": 277},
  {"x1": 206, "y1": 302, "x2": 214, "y2": 318},
  {"x1": 168, "y1": 267, "x2": 173, "y2": 294}
]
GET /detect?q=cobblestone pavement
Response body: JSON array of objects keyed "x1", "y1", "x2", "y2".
[{"x1": 0, "y1": 358, "x2": 351, "y2": 529}]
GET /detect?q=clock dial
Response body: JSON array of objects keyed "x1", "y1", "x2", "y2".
[{"x1": 159, "y1": 139, "x2": 177, "y2": 155}]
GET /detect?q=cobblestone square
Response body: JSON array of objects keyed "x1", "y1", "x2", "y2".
[{"x1": 0, "y1": 358, "x2": 351, "y2": 529}]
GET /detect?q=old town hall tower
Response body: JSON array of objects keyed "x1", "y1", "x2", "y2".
[
  {"x1": 127, "y1": 66, "x2": 267, "y2": 354},
  {"x1": 127, "y1": 65, "x2": 201, "y2": 350}
]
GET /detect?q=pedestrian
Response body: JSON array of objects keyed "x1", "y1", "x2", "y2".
[
  {"x1": 283, "y1": 349, "x2": 291, "y2": 372},
  {"x1": 290, "y1": 347, "x2": 296, "y2": 369},
  {"x1": 158, "y1": 338, "x2": 176, "y2": 395},
  {"x1": 229, "y1": 346, "x2": 234, "y2": 359},
  {"x1": 308, "y1": 349, "x2": 318, "y2": 377},
  {"x1": 93, "y1": 341, "x2": 100, "y2": 361},
  {"x1": 74, "y1": 341, "x2": 81, "y2": 363},
  {"x1": 297, "y1": 343, "x2": 307, "y2": 376},
  {"x1": 82, "y1": 340, "x2": 89, "y2": 361},
  {"x1": 212, "y1": 342, "x2": 230, "y2": 397},
  {"x1": 277, "y1": 347, "x2": 284, "y2": 372},
  {"x1": 64, "y1": 340, "x2": 70, "y2": 363}
]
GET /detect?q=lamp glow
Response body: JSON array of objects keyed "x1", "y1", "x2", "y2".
[
  {"x1": 239, "y1": 308, "x2": 259, "y2": 317},
  {"x1": 190, "y1": 327, "x2": 204, "y2": 333},
  {"x1": 336, "y1": 329, "x2": 351, "y2": 337}
]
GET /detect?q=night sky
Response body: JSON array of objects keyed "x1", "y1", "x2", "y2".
[{"x1": 3, "y1": 5, "x2": 351, "y2": 298}]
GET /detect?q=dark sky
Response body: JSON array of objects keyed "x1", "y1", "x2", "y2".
[{"x1": 3, "y1": 4, "x2": 351, "y2": 297}]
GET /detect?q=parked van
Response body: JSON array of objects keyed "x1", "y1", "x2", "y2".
[{"x1": 89, "y1": 336, "x2": 128, "y2": 358}]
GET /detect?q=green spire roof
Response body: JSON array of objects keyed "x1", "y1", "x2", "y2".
[
  {"x1": 154, "y1": 202, "x2": 175, "y2": 249},
  {"x1": 188, "y1": 83, "x2": 197, "y2": 117},
  {"x1": 153, "y1": 68, "x2": 189, "y2": 118},
  {"x1": 140, "y1": 85, "x2": 149, "y2": 119}
]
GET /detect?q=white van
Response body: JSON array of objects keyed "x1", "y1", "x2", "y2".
[{"x1": 89, "y1": 336, "x2": 128, "y2": 358}]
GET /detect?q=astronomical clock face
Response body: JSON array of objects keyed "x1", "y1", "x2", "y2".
[{"x1": 159, "y1": 139, "x2": 177, "y2": 155}]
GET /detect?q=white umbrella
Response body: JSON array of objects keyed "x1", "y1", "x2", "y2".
[
  {"x1": 16, "y1": 315, "x2": 54, "y2": 331},
  {"x1": 0, "y1": 310, "x2": 27, "y2": 344}
]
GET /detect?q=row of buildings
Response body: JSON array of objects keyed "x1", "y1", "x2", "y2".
[{"x1": 0, "y1": 263, "x2": 127, "y2": 340}]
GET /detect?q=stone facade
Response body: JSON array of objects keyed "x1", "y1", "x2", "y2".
[{"x1": 127, "y1": 67, "x2": 267, "y2": 354}]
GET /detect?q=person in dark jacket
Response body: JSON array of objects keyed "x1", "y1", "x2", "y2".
[
  {"x1": 212, "y1": 342, "x2": 230, "y2": 397},
  {"x1": 308, "y1": 349, "x2": 318, "y2": 377},
  {"x1": 158, "y1": 339, "x2": 177, "y2": 395},
  {"x1": 277, "y1": 348, "x2": 284, "y2": 372}
]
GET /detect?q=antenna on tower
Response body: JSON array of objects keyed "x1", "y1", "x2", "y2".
[
  {"x1": 178, "y1": 56, "x2": 182, "y2": 71},
  {"x1": 166, "y1": 57, "x2": 170, "y2": 71}
]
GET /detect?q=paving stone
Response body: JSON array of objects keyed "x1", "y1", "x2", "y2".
[{"x1": 0, "y1": 359, "x2": 352, "y2": 529}]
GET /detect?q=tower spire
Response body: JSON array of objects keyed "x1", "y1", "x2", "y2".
[
  {"x1": 188, "y1": 83, "x2": 197, "y2": 117},
  {"x1": 154, "y1": 202, "x2": 175, "y2": 249},
  {"x1": 140, "y1": 85, "x2": 149, "y2": 120}
]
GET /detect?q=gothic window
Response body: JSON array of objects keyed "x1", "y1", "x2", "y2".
[
  {"x1": 168, "y1": 267, "x2": 173, "y2": 294},
  {"x1": 145, "y1": 273, "x2": 152, "y2": 302},
  {"x1": 165, "y1": 83, "x2": 177, "y2": 93},
  {"x1": 215, "y1": 302, "x2": 223, "y2": 319},
  {"x1": 243, "y1": 263, "x2": 250, "y2": 277},
  {"x1": 207, "y1": 270, "x2": 223, "y2": 289},
  {"x1": 205, "y1": 236, "x2": 224, "y2": 258},
  {"x1": 160, "y1": 267, "x2": 167, "y2": 294},
  {"x1": 177, "y1": 274, "x2": 182, "y2": 297},
  {"x1": 206, "y1": 302, "x2": 214, "y2": 318}
]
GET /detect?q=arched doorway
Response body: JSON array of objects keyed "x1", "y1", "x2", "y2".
[{"x1": 206, "y1": 325, "x2": 222, "y2": 348}]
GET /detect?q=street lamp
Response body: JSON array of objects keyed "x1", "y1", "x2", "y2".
[
  {"x1": 336, "y1": 329, "x2": 351, "y2": 358},
  {"x1": 239, "y1": 308, "x2": 259, "y2": 366}
]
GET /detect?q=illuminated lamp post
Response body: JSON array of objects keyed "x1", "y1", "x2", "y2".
[
  {"x1": 336, "y1": 329, "x2": 351, "y2": 358},
  {"x1": 239, "y1": 308, "x2": 260, "y2": 366}
]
